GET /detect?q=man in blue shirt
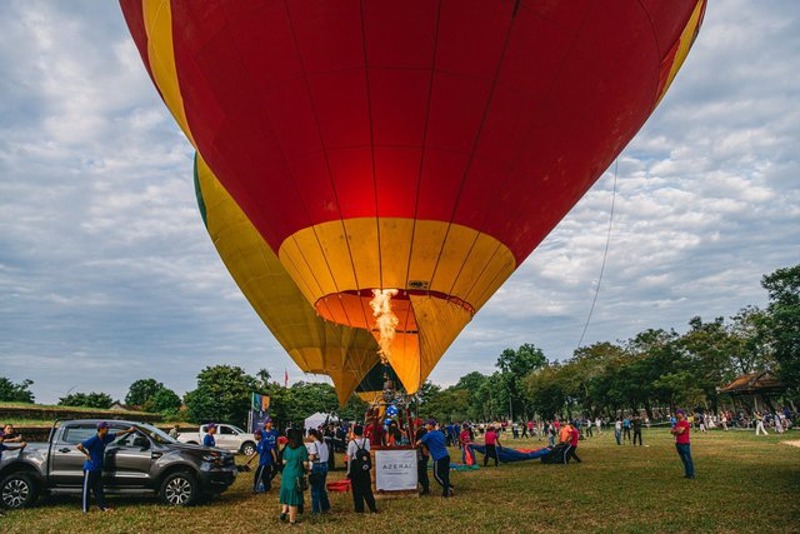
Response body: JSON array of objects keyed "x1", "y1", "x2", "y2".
[
  {"x1": 416, "y1": 419, "x2": 454, "y2": 498},
  {"x1": 203, "y1": 423, "x2": 218, "y2": 448},
  {"x1": 245, "y1": 428, "x2": 278, "y2": 493},
  {"x1": 0, "y1": 430, "x2": 27, "y2": 461},
  {"x1": 261, "y1": 417, "x2": 279, "y2": 477},
  {"x1": 76, "y1": 421, "x2": 136, "y2": 513}
]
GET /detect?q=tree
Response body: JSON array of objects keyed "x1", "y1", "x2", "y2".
[
  {"x1": 183, "y1": 365, "x2": 258, "y2": 427},
  {"x1": 679, "y1": 316, "x2": 736, "y2": 412},
  {"x1": 339, "y1": 394, "x2": 369, "y2": 421},
  {"x1": 58, "y1": 392, "x2": 114, "y2": 409},
  {"x1": 524, "y1": 364, "x2": 566, "y2": 420},
  {"x1": 150, "y1": 387, "x2": 182, "y2": 413},
  {"x1": 496, "y1": 343, "x2": 547, "y2": 420},
  {"x1": 125, "y1": 378, "x2": 165, "y2": 407},
  {"x1": 729, "y1": 306, "x2": 774, "y2": 374},
  {"x1": 762, "y1": 264, "x2": 800, "y2": 397},
  {"x1": 0, "y1": 377, "x2": 35, "y2": 403}
]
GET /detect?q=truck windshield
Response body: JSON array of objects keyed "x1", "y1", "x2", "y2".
[
  {"x1": 136, "y1": 423, "x2": 178, "y2": 445},
  {"x1": 230, "y1": 425, "x2": 246, "y2": 434}
]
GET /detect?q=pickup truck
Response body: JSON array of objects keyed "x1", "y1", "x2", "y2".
[
  {"x1": 0, "y1": 419, "x2": 237, "y2": 510},
  {"x1": 177, "y1": 424, "x2": 257, "y2": 456}
]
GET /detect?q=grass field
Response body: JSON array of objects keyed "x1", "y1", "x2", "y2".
[{"x1": 2, "y1": 428, "x2": 798, "y2": 533}]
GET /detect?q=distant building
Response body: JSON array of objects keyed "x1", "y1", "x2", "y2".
[{"x1": 717, "y1": 371, "x2": 786, "y2": 413}]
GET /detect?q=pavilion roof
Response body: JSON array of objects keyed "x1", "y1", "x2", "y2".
[{"x1": 718, "y1": 371, "x2": 784, "y2": 395}]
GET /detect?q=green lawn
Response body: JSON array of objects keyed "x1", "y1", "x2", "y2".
[{"x1": 3, "y1": 429, "x2": 799, "y2": 533}]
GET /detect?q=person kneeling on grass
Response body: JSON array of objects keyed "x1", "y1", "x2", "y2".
[{"x1": 77, "y1": 422, "x2": 137, "y2": 513}]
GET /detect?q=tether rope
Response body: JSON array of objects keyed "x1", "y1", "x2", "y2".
[{"x1": 576, "y1": 159, "x2": 619, "y2": 350}]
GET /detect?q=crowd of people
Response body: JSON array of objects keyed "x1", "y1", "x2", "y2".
[{"x1": 3, "y1": 402, "x2": 795, "y2": 522}]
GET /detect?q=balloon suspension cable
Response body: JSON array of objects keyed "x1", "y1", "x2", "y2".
[
  {"x1": 577, "y1": 158, "x2": 618, "y2": 350},
  {"x1": 369, "y1": 288, "x2": 399, "y2": 364}
]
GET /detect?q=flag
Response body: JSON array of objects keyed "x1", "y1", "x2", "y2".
[{"x1": 284, "y1": 368, "x2": 289, "y2": 388}]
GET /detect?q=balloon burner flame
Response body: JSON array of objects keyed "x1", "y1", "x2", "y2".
[{"x1": 369, "y1": 289, "x2": 399, "y2": 365}]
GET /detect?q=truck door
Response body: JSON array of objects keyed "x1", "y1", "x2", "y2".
[
  {"x1": 216, "y1": 425, "x2": 236, "y2": 451},
  {"x1": 104, "y1": 426, "x2": 153, "y2": 488},
  {"x1": 49, "y1": 423, "x2": 97, "y2": 488}
]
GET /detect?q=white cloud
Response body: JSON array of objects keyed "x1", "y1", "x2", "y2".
[{"x1": 1, "y1": 1, "x2": 799, "y2": 403}]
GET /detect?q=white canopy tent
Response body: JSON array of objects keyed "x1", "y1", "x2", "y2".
[{"x1": 304, "y1": 412, "x2": 339, "y2": 433}]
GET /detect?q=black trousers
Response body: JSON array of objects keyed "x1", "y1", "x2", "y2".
[
  {"x1": 623, "y1": 427, "x2": 631, "y2": 441},
  {"x1": 252, "y1": 463, "x2": 273, "y2": 492},
  {"x1": 484, "y1": 444, "x2": 499, "y2": 466},
  {"x1": 418, "y1": 455, "x2": 430, "y2": 493},
  {"x1": 633, "y1": 430, "x2": 642, "y2": 446},
  {"x1": 82, "y1": 470, "x2": 107, "y2": 512},
  {"x1": 350, "y1": 472, "x2": 377, "y2": 513},
  {"x1": 565, "y1": 445, "x2": 582, "y2": 464},
  {"x1": 432, "y1": 456, "x2": 453, "y2": 497}
]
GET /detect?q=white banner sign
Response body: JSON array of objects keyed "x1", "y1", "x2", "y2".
[{"x1": 374, "y1": 449, "x2": 418, "y2": 491}]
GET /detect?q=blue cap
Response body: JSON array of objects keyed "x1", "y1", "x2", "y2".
[
  {"x1": 207, "y1": 423, "x2": 217, "y2": 430},
  {"x1": 675, "y1": 409, "x2": 685, "y2": 415},
  {"x1": 264, "y1": 417, "x2": 272, "y2": 424},
  {"x1": 97, "y1": 421, "x2": 111, "y2": 430},
  {"x1": 425, "y1": 419, "x2": 436, "y2": 426}
]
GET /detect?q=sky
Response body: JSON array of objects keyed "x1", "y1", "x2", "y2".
[{"x1": 1, "y1": 1, "x2": 798, "y2": 405}]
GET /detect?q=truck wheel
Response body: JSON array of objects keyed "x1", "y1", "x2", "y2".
[
  {"x1": 1, "y1": 472, "x2": 38, "y2": 510},
  {"x1": 159, "y1": 471, "x2": 198, "y2": 506},
  {"x1": 241, "y1": 441, "x2": 256, "y2": 456}
]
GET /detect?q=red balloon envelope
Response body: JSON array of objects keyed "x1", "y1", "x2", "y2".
[{"x1": 121, "y1": 0, "x2": 706, "y2": 396}]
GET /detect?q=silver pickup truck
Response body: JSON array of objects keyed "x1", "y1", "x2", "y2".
[{"x1": 0, "y1": 419, "x2": 237, "y2": 510}]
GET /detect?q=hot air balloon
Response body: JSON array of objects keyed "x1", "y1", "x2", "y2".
[{"x1": 121, "y1": 0, "x2": 706, "y2": 402}]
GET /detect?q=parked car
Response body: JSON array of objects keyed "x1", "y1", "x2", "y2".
[
  {"x1": 0, "y1": 419, "x2": 237, "y2": 510},
  {"x1": 176, "y1": 424, "x2": 257, "y2": 456}
]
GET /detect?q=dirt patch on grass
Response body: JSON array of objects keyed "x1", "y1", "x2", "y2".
[{"x1": 781, "y1": 439, "x2": 800, "y2": 448}]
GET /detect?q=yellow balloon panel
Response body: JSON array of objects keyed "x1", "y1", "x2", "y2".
[{"x1": 195, "y1": 154, "x2": 380, "y2": 404}]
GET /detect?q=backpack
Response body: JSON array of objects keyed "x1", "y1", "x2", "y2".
[{"x1": 351, "y1": 439, "x2": 371, "y2": 472}]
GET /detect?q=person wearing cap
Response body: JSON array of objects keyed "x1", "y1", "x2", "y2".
[
  {"x1": 0, "y1": 430, "x2": 27, "y2": 461},
  {"x1": 246, "y1": 429, "x2": 277, "y2": 493},
  {"x1": 670, "y1": 409, "x2": 695, "y2": 479},
  {"x1": 203, "y1": 423, "x2": 218, "y2": 448},
  {"x1": 262, "y1": 417, "x2": 279, "y2": 479},
  {"x1": 76, "y1": 422, "x2": 137, "y2": 512},
  {"x1": 416, "y1": 420, "x2": 453, "y2": 497},
  {"x1": 2, "y1": 424, "x2": 23, "y2": 443}
]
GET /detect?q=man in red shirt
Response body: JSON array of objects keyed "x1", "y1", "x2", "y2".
[
  {"x1": 670, "y1": 409, "x2": 695, "y2": 479},
  {"x1": 483, "y1": 426, "x2": 501, "y2": 466},
  {"x1": 565, "y1": 423, "x2": 582, "y2": 464},
  {"x1": 365, "y1": 417, "x2": 385, "y2": 448}
]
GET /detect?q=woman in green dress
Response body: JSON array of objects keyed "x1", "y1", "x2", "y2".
[{"x1": 279, "y1": 428, "x2": 309, "y2": 525}]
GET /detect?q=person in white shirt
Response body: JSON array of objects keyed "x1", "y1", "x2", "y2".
[
  {"x1": 306, "y1": 429, "x2": 330, "y2": 514},
  {"x1": 346, "y1": 425, "x2": 377, "y2": 514},
  {"x1": 755, "y1": 412, "x2": 769, "y2": 436}
]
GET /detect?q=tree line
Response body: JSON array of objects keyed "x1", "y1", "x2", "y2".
[
  {"x1": 3, "y1": 264, "x2": 797, "y2": 427},
  {"x1": 420, "y1": 263, "x2": 799, "y2": 422}
]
